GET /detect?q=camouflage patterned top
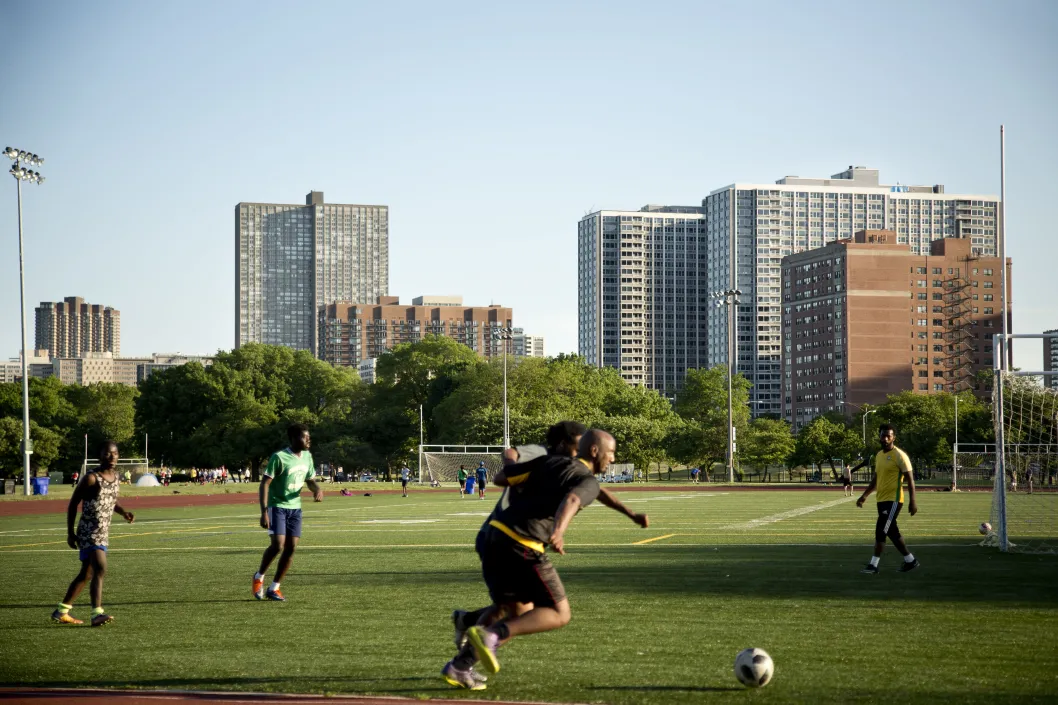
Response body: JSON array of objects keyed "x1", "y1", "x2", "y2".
[{"x1": 76, "y1": 472, "x2": 120, "y2": 548}]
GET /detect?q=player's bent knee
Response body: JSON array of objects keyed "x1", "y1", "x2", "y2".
[{"x1": 554, "y1": 600, "x2": 572, "y2": 626}]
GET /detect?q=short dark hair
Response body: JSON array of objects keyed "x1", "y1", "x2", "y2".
[
  {"x1": 546, "y1": 421, "x2": 587, "y2": 455},
  {"x1": 878, "y1": 423, "x2": 896, "y2": 435},
  {"x1": 96, "y1": 440, "x2": 118, "y2": 459},
  {"x1": 287, "y1": 423, "x2": 310, "y2": 445}
]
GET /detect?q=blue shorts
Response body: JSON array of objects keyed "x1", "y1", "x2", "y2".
[
  {"x1": 79, "y1": 545, "x2": 106, "y2": 561},
  {"x1": 268, "y1": 507, "x2": 303, "y2": 538}
]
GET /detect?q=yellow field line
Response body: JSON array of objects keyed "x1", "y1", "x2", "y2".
[{"x1": 632, "y1": 533, "x2": 679, "y2": 545}]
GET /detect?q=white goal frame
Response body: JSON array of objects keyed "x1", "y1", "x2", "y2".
[
  {"x1": 991, "y1": 332, "x2": 1058, "y2": 552},
  {"x1": 418, "y1": 445, "x2": 506, "y2": 484}
]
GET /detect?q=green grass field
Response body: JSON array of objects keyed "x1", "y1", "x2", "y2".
[{"x1": 1, "y1": 489, "x2": 1056, "y2": 704}]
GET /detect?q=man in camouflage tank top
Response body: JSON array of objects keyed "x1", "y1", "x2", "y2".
[{"x1": 52, "y1": 440, "x2": 134, "y2": 627}]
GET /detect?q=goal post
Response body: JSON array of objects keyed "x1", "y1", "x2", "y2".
[
  {"x1": 990, "y1": 332, "x2": 1058, "y2": 553},
  {"x1": 418, "y1": 445, "x2": 505, "y2": 486}
]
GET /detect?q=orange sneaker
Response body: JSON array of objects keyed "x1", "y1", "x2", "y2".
[
  {"x1": 253, "y1": 576, "x2": 265, "y2": 600},
  {"x1": 265, "y1": 588, "x2": 286, "y2": 601},
  {"x1": 51, "y1": 610, "x2": 83, "y2": 625}
]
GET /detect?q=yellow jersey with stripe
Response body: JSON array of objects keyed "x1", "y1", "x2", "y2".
[
  {"x1": 486, "y1": 455, "x2": 600, "y2": 553},
  {"x1": 874, "y1": 446, "x2": 912, "y2": 504}
]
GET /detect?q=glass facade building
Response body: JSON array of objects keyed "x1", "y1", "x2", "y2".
[
  {"x1": 578, "y1": 206, "x2": 707, "y2": 391},
  {"x1": 236, "y1": 191, "x2": 388, "y2": 354}
]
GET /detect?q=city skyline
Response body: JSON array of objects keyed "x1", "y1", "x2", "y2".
[{"x1": 2, "y1": 1, "x2": 1056, "y2": 370}]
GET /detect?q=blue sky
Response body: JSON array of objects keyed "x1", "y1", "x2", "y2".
[{"x1": 2, "y1": 0, "x2": 1056, "y2": 368}]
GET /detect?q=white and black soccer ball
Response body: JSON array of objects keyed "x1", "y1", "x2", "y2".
[
  {"x1": 734, "y1": 647, "x2": 774, "y2": 688},
  {"x1": 979, "y1": 521, "x2": 992, "y2": 535}
]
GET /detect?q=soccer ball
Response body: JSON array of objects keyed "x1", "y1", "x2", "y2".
[
  {"x1": 979, "y1": 522, "x2": 992, "y2": 535},
  {"x1": 734, "y1": 647, "x2": 774, "y2": 688}
]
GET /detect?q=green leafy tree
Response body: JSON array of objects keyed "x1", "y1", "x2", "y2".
[
  {"x1": 793, "y1": 416, "x2": 863, "y2": 479},
  {"x1": 0, "y1": 418, "x2": 62, "y2": 477},
  {"x1": 741, "y1": 417, "x2": 795, "y2": 479},
  {"x1": 669, "y1": 365, "x2": 751, "y2": 477}
]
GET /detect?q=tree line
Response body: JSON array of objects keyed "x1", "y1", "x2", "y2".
[{"x1": 0, "y1": 337, "x2": 1014, "y2": 480}]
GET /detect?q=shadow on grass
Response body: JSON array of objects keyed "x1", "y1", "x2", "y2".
[
  {"x1": 13, "y1": 676, "x2": 445, "y2": 693},
  {"x1": 588, "y1": 685, "x2": 743, "y2": 693},
  {"x1": 555, "y1": 544, "x2": 1058, "y2": 607}
]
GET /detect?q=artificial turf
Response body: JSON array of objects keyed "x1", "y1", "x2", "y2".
[{"x1": 0, "y1": 489, "x2": 1055, "y2": 704}]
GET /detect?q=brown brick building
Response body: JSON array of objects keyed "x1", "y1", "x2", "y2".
[
  {"x1": 318, "y1": 296, "x2": 514, "y2": 368},
  {"x1": 782, "y1": 231, "x2": 1011, "y2": 428},
  {"x1": 35, "y1": 296, "x2": 120, "y2": 359}
]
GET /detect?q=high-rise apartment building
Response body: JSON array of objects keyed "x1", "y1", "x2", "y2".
[
  {"x1": 781, "y1": 231, "x2": 1010, "y2": 428},
  {"x1": 578, "y1": 206, "x2": 707, "y2": 390},
  {"x1": 35, "y1": 297, "x2": 120, "y2": 358},
  {"x1": 318, "y1": 296, "x2": 513, "y2": 367},
  {"x1": 236, "y1": 191, "x2": 388, "y2": 354},
  {"x1": 1045, "y1": 329, "x2": 1058, "y2": 390},
  {"x1": 704, "y1": 166, "x2": 1001, "y2": 417},
  {"x1": 512, "y1": 329, "x2": 544, "y2": 358}
]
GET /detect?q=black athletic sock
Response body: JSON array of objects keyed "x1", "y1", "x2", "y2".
[
  {"x1": 490, "y1": 621, "x2": 510, "y2": 640},
  {"x1": 463, "y1": 607, "x2": 490, "y2": 627},
  {"x1": 452, "y1": 643, "x2": 477, "y2": 671}
]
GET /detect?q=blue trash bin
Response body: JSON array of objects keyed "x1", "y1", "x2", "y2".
[
  {"x1": 464, "y1": 476, "x2": 476, "y2": 495},
  {"x1": 31, "y1": 476, "x2": 50, "y2": 495}
]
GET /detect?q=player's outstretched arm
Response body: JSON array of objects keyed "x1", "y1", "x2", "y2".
[
  {"x1": 856, "y1": 475, "x2": 876, "y2": 507},
  {"x1": 306, "y1": 478, "x2": 324, "y2": 502},
  {"x1": 114, "y1": 504, "x2": 134, "y2": 524},
  {"x1": 548, "y1": 493, "x2": 583, "y2": 555},
  {"x1": 597, "y1": 487, "x2": 649, "y2": 528}
]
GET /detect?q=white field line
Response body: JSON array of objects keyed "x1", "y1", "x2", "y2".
[
  {"x1": 721, "y1": 496, "x2": 856, "y2": 530},
  {"x1": 0, "y1": 541, "x2": 985, "y2": 554}
]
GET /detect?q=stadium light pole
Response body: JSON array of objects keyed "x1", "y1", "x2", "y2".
[
  {"x1": 5, "y1": 147, "x2": 45, "y2": 496},
  {"x1": 493, "y1": 327, "x2": 513, "y2": 448},
  {"x1": 712, "y1": 288, "x2": 741, "y2": 483}
]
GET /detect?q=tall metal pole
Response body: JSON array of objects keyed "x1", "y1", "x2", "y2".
[
  {"x1": 503, "y1": 341, "x2": 509, "y2": 449},
  {"x1": 726, "y1": 314, "x2": 734, "y2": 484},
  {"x1": 1000, "y1": 126, "x2": 1009, "y2": 358},
  {"x1": 16, "y1": 176, "x2": 32, "y2": 495},
  {"x1": 145, "y1": 433, "x2": 149, "y2": 470},
  {"x1": 953, "y1": 395, "x2": 959, "y2": 490},
  {"x1": 418, "y1": 404, "x2": 424, "y2": 484}
]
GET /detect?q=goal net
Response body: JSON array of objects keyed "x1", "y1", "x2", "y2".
[
  {"x1": 419, "y1": 445, "x2": 504, "y2": 486},
  {"x1": 989, "y1": 367, "x2": 1058, "y2": 553}
]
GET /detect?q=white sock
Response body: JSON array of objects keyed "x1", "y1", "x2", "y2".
[
  {"x1": 270, "y1": 582, "x2": 280, "y2": 591},
  {"x1": 254, "y1": 572, "x2": 264, "y2": 581},
  {"x1": 869, "y1": 556, "x2": 880, "y2": 567},
  {"x1": 904, "y1": 553, "x2": 915, "y2": 563}
]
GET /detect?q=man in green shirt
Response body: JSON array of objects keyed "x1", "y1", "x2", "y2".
[
  {"x1": 458, "y1": 465, "x2": 468, "y2": 497},
  {"x1": 252, "y1": 424, "x2": 324, "y2": 601}
]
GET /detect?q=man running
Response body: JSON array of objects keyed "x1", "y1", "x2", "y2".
[
  {"x1": 252, "y1": 423, "x2": 324, "y2": 601},
  {"x1": 857, "y1": 424, "x2": 920, "y2": 574},
  {"x1": 458, "y1": 465, "x2": 468, "y2": 497},
  {"x1": 441, "y1": 428, "x2": 649, "y2": 689}
]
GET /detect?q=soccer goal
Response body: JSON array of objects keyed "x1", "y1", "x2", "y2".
[
  {"x1": 988, "y1": 332, "x2": 1058, "y2": 553},
  {"x1": 419, "y1": 445, "x2": 505, "y2": 486}
]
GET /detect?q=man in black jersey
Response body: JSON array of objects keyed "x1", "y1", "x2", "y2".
[{"x1": 441, "y1": 427, "x2": 648, "y2": 688}]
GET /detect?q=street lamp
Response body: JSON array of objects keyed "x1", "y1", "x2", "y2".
[
  {"x1": 839, "y1": 401, "x2": 877, "y2": 445},
  {"x1": 5, "y1": 147, "x2": 45, "y2": 496},
  {"x1": 712, "y1": 288, "x2": 741, "y2": 483},
  {"x1": 493, "y1": 327, "x2": 513, "y2": 448}
]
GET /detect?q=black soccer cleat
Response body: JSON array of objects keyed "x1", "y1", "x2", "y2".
[
  {"x1": 860, "y1": 564, "x2": 879, "y2": 574},
  {"x1": 898, "y1": 558, "x2": 920, "y2": 573}
]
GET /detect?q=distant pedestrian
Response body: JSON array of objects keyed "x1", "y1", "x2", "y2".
[
  {"x1": 400, "y1": 465, "x2": 411, "y2": 497},
  {"x1": 476, "y1": 462, "x2": 488, "y2": 500},
  {"x1": 458, "y1": 465, "x2": 468, "y2": 497}
]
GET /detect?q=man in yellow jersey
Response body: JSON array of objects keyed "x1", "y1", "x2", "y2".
[{"x1": 856, "y1": 423, "x2": 919, "y2": 574}]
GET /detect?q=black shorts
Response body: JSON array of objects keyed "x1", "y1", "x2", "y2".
[
  {"x1": 876, "y1": 501, "x2": 902, "y2": 543},
  {"x1": 842, "y1": 477, "x2": 852, "y2": 487},
  {"x1": 401, "y1": 479, "x2": 408, "y2": 487},
  {"x1": 476, "y1": 527, "x2": 565, "y2": 608}
]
